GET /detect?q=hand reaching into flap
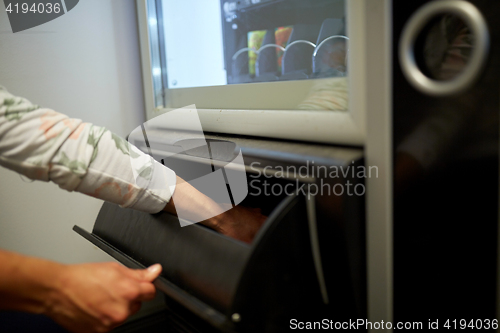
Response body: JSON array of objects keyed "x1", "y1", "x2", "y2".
[
  {"x1": 213, "y1": 206, "x2": 267, "y2": 244},
  {"x1": 163, "y1": 176, "x2": 267, "y2": 243}
]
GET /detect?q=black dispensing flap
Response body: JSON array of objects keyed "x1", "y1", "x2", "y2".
[
  {"x1": 74, "y1": 190, "x2": 310, "y2": 332},
  {"x1": 91, "y1": 203, "x2": 250, "y2": 315}
]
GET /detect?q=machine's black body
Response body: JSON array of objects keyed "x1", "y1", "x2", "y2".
[{"x1": 393, "y1": 0, "x2": 499, "y2": 322}]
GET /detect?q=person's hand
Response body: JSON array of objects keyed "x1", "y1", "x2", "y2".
[
  {"x1": 45, "y1": 262, "x2": 162, "y2": 333},
  {"x1": 213, "y1": 206, "x2": 267, "y2": 243},
  {"x1": 163, "y1": 176, "x2": 267, "y2": 243}
]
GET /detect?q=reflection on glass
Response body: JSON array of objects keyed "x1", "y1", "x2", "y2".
[
  {"x1": 395, "y1": 15, "x2": 479, "y2": 195},
  {"x1": 313, "y1": 34, "x2": 348, "y2": 77},
  {"x1": 297, "y1": 77, "x2": 348, "y2": 111},
  {"x1": 154, "y1": 0, "x2": 346, "y2": 89},
  {"x1": 418, "y1": 14, "x2": 473, "y2": 81}
]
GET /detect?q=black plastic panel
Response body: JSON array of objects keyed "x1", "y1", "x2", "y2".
[{"x1": 393, "y1": 0, "x2": 499, "y2": 322}]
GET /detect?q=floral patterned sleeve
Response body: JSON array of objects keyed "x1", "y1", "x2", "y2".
[{"x1": 0, "y1": 87, "x2": 176, "y2": 213}]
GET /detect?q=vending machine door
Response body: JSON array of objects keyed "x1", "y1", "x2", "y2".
[{"x1": 393, "y1": 0, "x2": 499, "y2": 324}]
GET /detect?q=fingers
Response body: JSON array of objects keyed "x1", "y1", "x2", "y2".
[
  {"x1": 106, "y1": 264, "x2": 160, "y2": 304},
  {"x1": 136, "y1": 281, "x2": 157, "y2": 301},
  {"x1": 145, "y1": 264, "x2": 162, "y2": 280},
  {"x1": 116, "y1": 263, "x2": 162, "y2": 282},
  {"x1": 49, "y1": 262, "x2": 162, "y2": 333}
]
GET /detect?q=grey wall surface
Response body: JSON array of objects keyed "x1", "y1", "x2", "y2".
[{"x1": 0, "y1": 0, "x2": 146, "y2": 264}]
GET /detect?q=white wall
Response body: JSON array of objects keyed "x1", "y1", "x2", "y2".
[{"x1": 0, "y1": 0, "x2": 146, "y2": 264}]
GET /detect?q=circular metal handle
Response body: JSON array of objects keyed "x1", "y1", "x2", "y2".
[{"x1": 399, "y1": 0, "x2": 489, "y2": 96}]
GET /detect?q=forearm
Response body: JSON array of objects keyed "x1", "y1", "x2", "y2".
[
  {"x1": 0, "y1": 249, "x2": 63, "y2": 314},
  {"x1": 163, "y1": 175, "x2": 225, "y2": 230}
]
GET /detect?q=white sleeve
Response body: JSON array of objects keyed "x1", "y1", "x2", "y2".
[{"x1": 0, "y1": 86, "x2": 176, "y2": 213}]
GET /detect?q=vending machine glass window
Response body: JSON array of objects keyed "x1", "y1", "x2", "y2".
[{"x1": 137, "y1": 0, "x2": 366, "y2": 145}]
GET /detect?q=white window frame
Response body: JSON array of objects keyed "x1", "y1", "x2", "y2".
[{"x1": 136, "y1": 0, "x2": 367, "y2": 146}]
